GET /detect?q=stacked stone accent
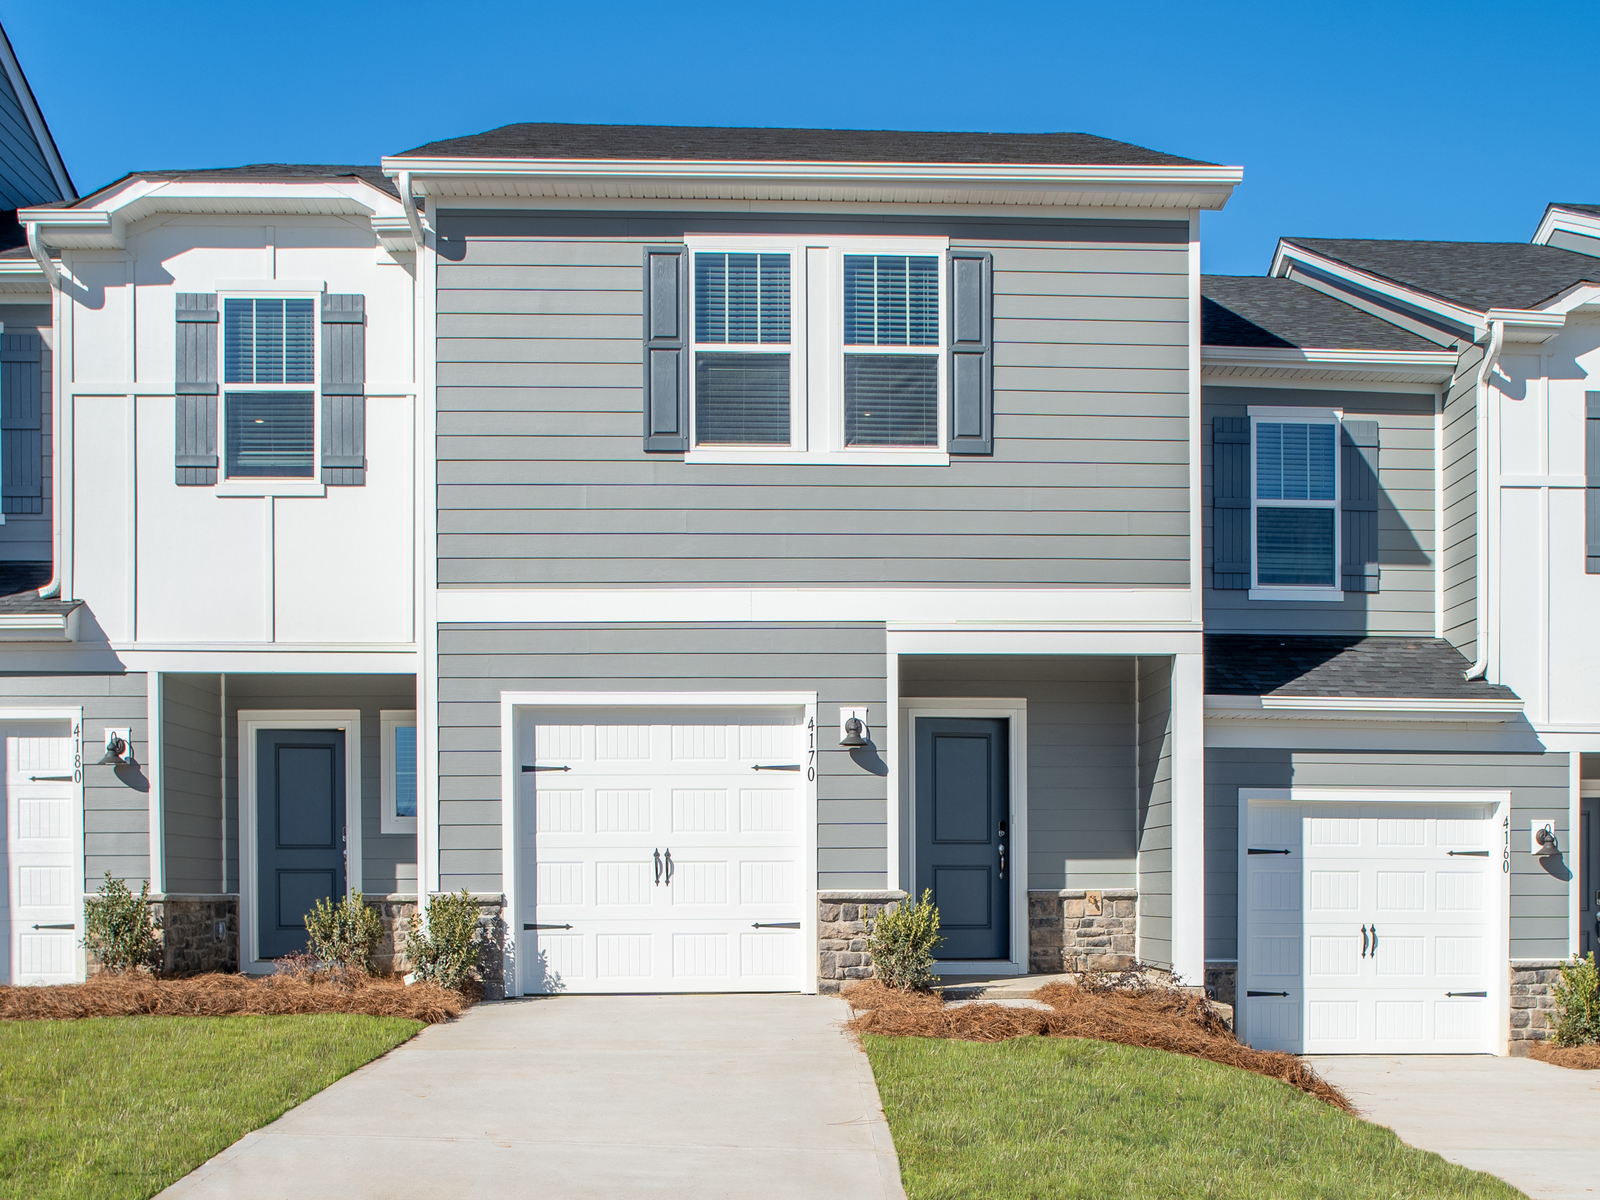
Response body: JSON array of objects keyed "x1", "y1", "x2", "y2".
[
  {"x1": 368, "y1": 896, "x2": 418, "y2": 975},
  {"x1": 150, "y1": 895, "x2": 238, "y2": 976},
  {"x1": 1204, "y1": 963, "x2": 1237, "y2": 1006},
  {"x1": 1027, "y1": 889, "x2": 1137, "y2": 973},
  {"x1": 817, "y1": 889, "x2": 907, "y2": 994},
  {"x1": 1509, "y1": 960, "x2": 1564, "y2": 1054}
]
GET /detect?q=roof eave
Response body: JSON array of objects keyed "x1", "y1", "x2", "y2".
[
  {"x1": 1205, "y1": 694, "x2": 1522, "y2": 722},
  {"x1": 1200, "y1": 345, "x2": 1456, "y2": 385},
  {"x1": 381, "y1": 156, "x2": 1244, "y2": 210}
]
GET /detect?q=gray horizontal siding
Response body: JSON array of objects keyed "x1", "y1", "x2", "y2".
[
  {"x1": 1203, "y1": 386, "x2": 1437, "y2": 635},
  {"x1": 435, "y1": 622, "x2": 887, "y2": 892},
  {"x1": 897, "y1": 656, "x2": 1138, "y2": 893},
  {"x1": 0, "y1": 672, "x2": 148, "y2": 888},
  {"x1": 435, "y1": 211, "x2": 1191, "y2": 588},
  {"x1": 162, "y1": 674, "x2": 222, "y2": 893},
  {"x1": 1204, "y1": 747, "x2": 1570, "y2": 961}
]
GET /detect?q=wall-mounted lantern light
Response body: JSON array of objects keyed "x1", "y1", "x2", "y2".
[
  {"x1": 839, "y1": 707, "x2": 869, "y2": 750},
  {"x1": 96, "y1": 728, "x2": 133, "y2": 766},
  {"x1": 1532, "y1": 821, "x2": 1560, "y2": 857}
]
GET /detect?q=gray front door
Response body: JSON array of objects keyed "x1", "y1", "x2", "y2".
[
  {"x1": 914, "y1": 717, "x2": 1009, "y2": 961},
  {"x1": 1583, "y1": 796, "x2": 1596, "y2": 958},
  {"x1": 256, "y1": 729, "x2": 346, "y2": 959}
]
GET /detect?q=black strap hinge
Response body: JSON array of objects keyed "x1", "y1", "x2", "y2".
[
  {"x1": 1247, "y1": 848, "x2": 1291, "y2": 855},
  {"x1": 1246, "y1": 990, "x2": 1290, "y2": 997},
  {"x1": 523, "y1": 923, "x2": 573, "y2": 931}
]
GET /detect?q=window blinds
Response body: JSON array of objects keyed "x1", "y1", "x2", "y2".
[{"x1": 224, "y1": 298, "x2": 315, "y2": 384}]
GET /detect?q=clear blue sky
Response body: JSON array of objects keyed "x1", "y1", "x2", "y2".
[{"x1": 8, "y1": 1, "x2": 1596, "y2": 275}]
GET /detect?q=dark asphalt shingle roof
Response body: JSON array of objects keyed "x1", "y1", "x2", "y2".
[
  {"x1": 395, "y1": 122, "x2": 1209, "y2": 167},
  {"x1": 1205, "y1": 635, "x2": 1519, "y2": 702},
  {"x1": 0, "y1": 560, "x2": 77, "y2": 615},
  {"x1": 1549, "y1": 202, "x2": 1600, "y2": 218},
  {"x1": 1283, "y1": 237, "x2": 1600, "y2": 313},
  {"x1": 75, "y1": 165, "x2": 399, "y2": 205},
  {"x1": 1201, "y1": 275, "x2": 1439, "y2": 352}
]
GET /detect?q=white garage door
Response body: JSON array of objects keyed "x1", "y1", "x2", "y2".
[
  {"x1": 518, "y1": 707, "x2": 808, "y2": 994},
  {"x1": 3, "y1": 722, "x2": 79, "y2": 986},
  {"x1": 1244, "y1": 799, "x2": 1498, "y2": 1054}
]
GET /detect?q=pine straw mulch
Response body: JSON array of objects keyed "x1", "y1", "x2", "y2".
[
  {"x1": 844, "y1": 977, "x2": 1352, "y2": 1112},
  {"x1": 1528, "y1": 1041, "x2": 1600, "y2": 1069},
  {"x1": 0, "y1": 969, "x2": 467, "y2": 1025}
]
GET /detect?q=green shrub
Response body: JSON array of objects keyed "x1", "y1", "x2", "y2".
[
  {"x1": 303, "y1": 891, "x2": 383, "y2": 974},
  {"x1": 867, "y1": 889, "x2": 943, "y2": 990},
  {"x1": 405, "y1": 890, "x2": 483, "y2": 991},
  {"x1": 81, "y1": 872, "x2": 157, "y2": 973},
  {"x1": 1553, "y1": 951, "x2": 1600, "y2": 1047}
]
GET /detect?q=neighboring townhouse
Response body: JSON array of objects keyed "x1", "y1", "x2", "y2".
[
  {"x1": 4, "y1": 107, "x2": 1596, "y2": 1061},
  {"x1": 5, "y1": 164, "x2": 423, "y2": 982}
]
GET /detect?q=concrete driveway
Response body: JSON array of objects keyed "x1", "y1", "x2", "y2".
[
  {"x1": 159, "y1": 994, "x2": 906, "y2": 1199},
  {"x1": 1307, "y1": 1055, "x2": 1600, "y2": 1200}
]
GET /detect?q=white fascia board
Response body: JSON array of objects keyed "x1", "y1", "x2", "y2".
[
  {"x1": 0, "y1": 608, "x2": 79, "y2": 640},
  {"x1": 1200, "y1": 346, "x2": 1456, "y2": 384},
  {"x1": 0, "y1": 257, "x2": 49, "y2": 291},
  {"x1": 1271, "y1": 242, "x2": 1486, "y2": 339},
  {"x1": 1205, "y1": 693, "x2": 1523, "y2": 722},
  {"x1": 1532, "y1": 207, "x2": 1600, "y2": 246},
  {"x1": 383, "y1": 156, "x2": 1244, "y2": 210}
]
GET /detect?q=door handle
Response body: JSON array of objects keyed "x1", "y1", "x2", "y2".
[
  {"x1": 653, "y1": 848, "x2": 662, "y2": 886},
  {"x1": 1370, "y1": 925, "x2": 1378, "y2": 956},
  {"x1": 1361, "y1": 925, "x2": 1368, "y2": 958},
  {"x1": 998, "y1": 820, "x2": 1007, "y2": 879},
  {"x1": 664, "y1": 848, "x2": 674, "y2": 887}
]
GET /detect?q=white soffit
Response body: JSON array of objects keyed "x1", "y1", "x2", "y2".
[
  {"x1": 382, "y1": 157, "x2": 1244, "y2": 210},
  {"x1": 1201, "y1": 346, "x2": 1456, "y2": 385},
  {"x1": 1205, "y1": 694, "x2": 1524, "y2": 723}
]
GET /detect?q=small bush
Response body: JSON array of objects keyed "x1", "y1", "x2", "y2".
[
  {"x1": 81, "y1": 873, "x2": 157, "y2": 973},
  {"x1": 405, "y1": 890, "x2": 483, "y2": 991},
  {"x1": 1553, "y1": 951, "x2": 1600, "y2": 1047},
  {"x1": 868, "y1": 889, "x2": 942, "y2": 990},
  {"x1": 303, "y1": 892, "x2": 383, "y2": 975}
]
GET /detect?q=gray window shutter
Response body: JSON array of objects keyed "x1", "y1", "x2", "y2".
[
  {"x1": 947, "y1": 250, "x2": 994, "y2": 455},
  {"x1": 321, "y1": 294, "x2": 366, "y2": 485},
  {"x1": 0, "y1": 332, "x2": 42, "y2": 514},
  {"x1": 1341, "y1": 420, "x2": 1380, "y2": 593},
  {"x1": 1212, "y1": 417, "x2": 1250, "y2": 588},
  {"x1": 1587, "y1": 392, "x2": 1600, "y2": 573},
  {"x1": 175, "y1": 293, "x2": 218, "y2": 486},
  {"x1": 643, "y1": 245, "x2": 688, "y2": 452}
]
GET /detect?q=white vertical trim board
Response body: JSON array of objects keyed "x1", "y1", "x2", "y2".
[
  {"x1": 1187, "y1": 211, "x2": 1204, "y2": 624},
  {"x1": 497, "y1": 691, "x2": 820, "y2": 997},
  {"x1": 900, "y1": 698, "x2": 1029, "y2": 977},
  {"x1": 146, "y1": 673, "x2": 164, "y2": 894},
  {"x1": 1169, "y1": 653, "x2": 1205, "y2": 984},
  {"x1": 236, "y1": 709, "x2": 362, "y2": 972}
]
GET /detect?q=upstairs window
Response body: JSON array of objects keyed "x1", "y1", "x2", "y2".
[
  {"x1": 843, "y1": 255, "x2": 940, "y2": 447},
  {"x1": 223, "y1": 297, "x2": 315, "y2": 478},
  {"x1": 692, "y1": 252, "x2": 792, "y2": 445},
  {"x1": 1252, "y1": 417, "x2": 1338, "y2": 590}
]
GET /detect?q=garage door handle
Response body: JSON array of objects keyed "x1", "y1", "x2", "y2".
[
  {"x1": 654, "y1": 848, "x2": 663, "y2": 886},
  {"x1": 1361, "y1": 924, "x2": 1369, "y2": 958},
  {"x1": 1446, "y1": 991, "x2": 1487, "y2": 998},
  {"x1": 752, "y1": 764, "x2": 800, "y2": 771},
  {"x1": 752, "y1": 922, "x2": 801, "y2": 929},
  {"x1": 1246, "y1": 990, "x2": 1289, "y2": 997},
  {"x1": 32, "y1": 923, "x2": 74, "y2": 930},
  {"x1": 1370, "y1": 925, "x2": 1377, "y2": 954},
  {"x1": 664, "y1": 848, "x2": 674, "y2": 886}
]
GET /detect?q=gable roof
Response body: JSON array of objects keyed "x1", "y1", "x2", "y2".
[
  {"x1": 1281, "y1": 237, "x2": 1600, "y2": 312},
  {"x1": 1201, "y1": 275, "x2": 1437, "y2": 352},
  {"x1": 75, "y1": 164, "x2": 399, "y2": 205},
  {"x1": 1204, "y1": 635, "x2": 1518, "y2": 701},
  {"x1": 0, "y1": 22, "x2": 74, "y2": 208},
  {"x1": 394, "y1": 122, "x2": 1209, "y2": 167},
  {"x1": 1548, "y1": 202, "x2": 1600, "y2": 218}
]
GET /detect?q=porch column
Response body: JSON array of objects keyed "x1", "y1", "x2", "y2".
[{"x1": 1170, "y1": 651, "x2": 1205, "y2": 984}]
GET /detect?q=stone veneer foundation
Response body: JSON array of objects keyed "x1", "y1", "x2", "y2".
[
  {"x1": 817, "y1": 890, "x2": 907, "y2": 994},
  {"x1": 1027, "y1": 889, "x2": 1138, "y2": 973},
  {"x1": 1509, "y1": 960, "x2": 1563, "y2": 1054},
  {"x1": 150, "y1": 895, "x2": 238, "y2": 975}
]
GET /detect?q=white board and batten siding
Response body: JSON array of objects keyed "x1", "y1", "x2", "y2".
[
  {"x1": 2, "y1": 720, "x2": 81, "y2": 986},
  {"x1": 509, "y1": 702, "x2": 815, "y2": 995},
  {"x1": 1240, "y1": 792, "x2": 1507, "y2": 1055}
]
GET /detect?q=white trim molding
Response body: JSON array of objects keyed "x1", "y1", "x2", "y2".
[
  {"x1": 380, "y1": 709, "x2": 417, "y2": 836},
  {"x1": 236, "y1": 709, "x2": 363, "y2": 973},
  {"x1": 900, "y1": 698, "x2": 1029, "y2": 977},
  {"x1": 1205, "y1": 694, "x2": 1526, "y2": 723}
]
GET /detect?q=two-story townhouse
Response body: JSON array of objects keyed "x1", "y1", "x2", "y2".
[
  {"x1": 3, "y1": 165, "x2": 424, "y2": 983},
  {"x1": 382, "y1": 123, "x2": 1242, "y2": 1000},
  {"x1": 1199, "y1": 228, "x2": 1600, "y2": 1055}
]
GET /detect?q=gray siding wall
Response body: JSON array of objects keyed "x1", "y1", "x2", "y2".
[
  {"x1": 0, "y1": 305, "x2": 53, "y2": 562},
  {"x1": 161, "y1": 674, "x2": 222, "y2": 893},
  {"x1": 0, "y1": 66, "x2": 65, "y2": 210},
  {"x1": 897, "y1": 656, "x2": 1137, "y2": 892},
  {"x1": 1205, "y1": 747, "x2": 1570, "y2": 961},
  {"x1": 1203, "y1": 386, "x2": 1436, "y2": 634},
  {"x1": 1136, "y1": 656, "x2": 1173, "y2": 967},
  {"x1": 1443, "y1": 344, "x2": 1483, "y2": 659},
  {"x1": 0, "y1": 671, "x2": 147, "y2": 888},
  {"x1": 222, "y1": 675, "x2": 417, "y2": 895},
  {"x1": 435, "y1": 211, "x2": 1191, "y2": 588},
  {"x1": 436, "y1": 622, "x2": 887, "y2": 892}
]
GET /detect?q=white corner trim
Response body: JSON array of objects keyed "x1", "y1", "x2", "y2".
[
  {"x1": 237, "y1": 710, "x2": 363, "y2": 973},
  {"x1": 379, "y1": 709, "x2": 417, "y2": 836}
]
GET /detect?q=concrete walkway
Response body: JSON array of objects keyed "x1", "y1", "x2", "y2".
[
  {"x1": 1307, "y1": 1055, "x2": 1600, "y2": 1200},
  {"x1": 159, "y1": 994, "x2": 906, "y2": 1199}
]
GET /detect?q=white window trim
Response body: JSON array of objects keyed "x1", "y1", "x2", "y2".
[
  {"x1": 216, "y1": 289, "x2": 322, "y2": 489},
  {"x1": 683, "y1": 234, "x2": 951, "y2": 465},
  {"x1": 380, "y1": 709, "x2": 417, "y2": 835},
  {"x1": 1247, "y1": 406, "x2": 1343, "y2": 600}
]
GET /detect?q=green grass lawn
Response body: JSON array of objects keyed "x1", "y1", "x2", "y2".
[
  {"x1": 0, "y1": 1013, "x2": 422, "y2": 1200},
  {"x1": 864, "y1": 1035, "x2": 1526, "y2": 1200}
]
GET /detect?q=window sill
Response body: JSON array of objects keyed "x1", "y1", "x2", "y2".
[
  {"x1": 684, "y1": 449, "x2": 950, "y2": 467},
  {"x1": 215, "y1": 479, "x2": 327, "y2": 498},
  {"x1": 379, "y1": 816, "x2": 418, "y2": 836},
  {"x1": 1248, "y1": 587, "x2": 1345, "y2": 603}
]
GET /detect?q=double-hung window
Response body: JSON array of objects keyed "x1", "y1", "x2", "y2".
[
  {"x1": 1251, "y1": 413, "x2": 1339, "y2": 593},
  {"x1": 681, "y1": 236, "x2": 952, "y2": 461},
  {"x1": 223, "y1": 297, "x2": 316, "y2": 478}
]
